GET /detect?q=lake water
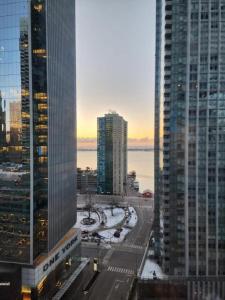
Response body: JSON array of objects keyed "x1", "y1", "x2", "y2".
[{"x1": 77, "y1": 150, "x2": 154, "y2": 193}]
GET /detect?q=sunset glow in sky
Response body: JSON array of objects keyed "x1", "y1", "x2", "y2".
[{"x1": 76, "y1": 0, "x2": 156, "y2": 148}]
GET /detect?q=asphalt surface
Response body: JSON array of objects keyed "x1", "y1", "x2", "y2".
[{"x1": 62, "y1": 196, "x2": 153, "y2": 300}]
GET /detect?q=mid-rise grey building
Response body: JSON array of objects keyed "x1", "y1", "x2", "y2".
[
  {"x1": 97, "y1": 112, "x2": 127, "y2": 195},
  {"x1": 161, "y1": 0, "x2": 225, "y2": 291},
  {"x1": 0, "y1": 1, "x2": 80, "y2": 299}
]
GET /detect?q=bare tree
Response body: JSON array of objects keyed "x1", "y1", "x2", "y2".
[
  {"x1": 110, "y1": 196, "x2": 119, "y2": 216},
  {"x1": 85, "y1": 192, "x2": 93, "y2": 219}
]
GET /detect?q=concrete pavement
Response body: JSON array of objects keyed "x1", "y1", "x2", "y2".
[{"x1": 62, "y1": 196, "x2": 153, "y2": 300}]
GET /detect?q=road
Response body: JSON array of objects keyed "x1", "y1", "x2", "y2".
[{"x1": 62, "y1": 196, "x2": 153, "y2": 300}]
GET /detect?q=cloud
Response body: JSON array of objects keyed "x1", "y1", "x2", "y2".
[{"x1": 77, "y1": 137, "x2": 97, "y2": 149}]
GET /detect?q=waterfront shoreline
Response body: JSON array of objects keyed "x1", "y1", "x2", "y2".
[{"x1": 77, "y1": 150, "x2": 154, "y2": 193}]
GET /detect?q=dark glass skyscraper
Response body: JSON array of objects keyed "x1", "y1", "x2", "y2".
[
  {"x1": 162, "y1": 0, "x2": 225, "y2": 290},
  {"x1": 154, "y1": 0, "x2": 163, "y2": 258},
  {"x1": 0, "y1": 1, "x2": 79, "y2": 298}
]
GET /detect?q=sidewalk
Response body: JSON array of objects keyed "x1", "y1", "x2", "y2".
[{"x1": 52, "y1": 258, "x2": 90, "y2": 300}]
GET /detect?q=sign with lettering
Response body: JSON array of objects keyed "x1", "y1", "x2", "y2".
[
  {"x1": 43, "y1": 236, "x2": 78, "y2": 272},
  {"x1": 22, "y1": 229, "x2": 81, "y2": 288},
  {"x1": 0, "y1": 282, "x2": 10, "y2": 286}
]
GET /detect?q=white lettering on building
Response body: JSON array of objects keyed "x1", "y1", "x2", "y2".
[{"x1": 42, "y1": 236, "x2": 78, "y2": 272}]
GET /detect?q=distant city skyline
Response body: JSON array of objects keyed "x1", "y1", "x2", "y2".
[{"x1": 76, "y1": 0, "x2": 156, "y2": 148}]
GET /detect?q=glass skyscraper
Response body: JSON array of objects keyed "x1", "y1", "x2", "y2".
[
  {"x1": 0, "y1": 1, "x2": 79, "y2": 298},
  {"x1": 97, "y1": 112, "x2": 127, "y2": 195},
  {"x1": 154, "y1": 0, "x2": 163, "y2": 258},
  {"x1": 163, "y1": 0, "x2": 225, "y2": 284}
]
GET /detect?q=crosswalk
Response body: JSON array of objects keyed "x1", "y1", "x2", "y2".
[
  {"x1": 107, "y1": 266, "x2": 135, "y2": 275},
  {"x1": 102, "y1": 249, "x2": 114, "y2": 265},
  {"x1": 112, "y1": 243, "x2": 144, "y2": 254},
  {"x1": 123, "y1": 243, "x2": 144, "y2": 250}
]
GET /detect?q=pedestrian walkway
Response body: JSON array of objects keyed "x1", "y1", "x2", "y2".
[
  {"x1": 113, "y1": 243, "x2": 144, "y2": 250},
  {"x1": 123, "y1": 243, "x2": 144, "y2": 250},
  {"x1": 107, "y1": 265, "x2": 134, "y2": 275},
  {"x1": 52, "y1": 258, "x2": 90, "y2": 300},
  {"x1": 102, "y1": 248, "x2": 114, "y2": 265}
]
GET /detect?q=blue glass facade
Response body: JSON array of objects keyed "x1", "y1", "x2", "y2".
[
  {"x1": 163, "y1": 0, "x2": 225, "y2": 278},
  {"x1": 97, "y1": 113, "x2": 127, "y2": 195},
  {"x1": 0, "y1": 0, "x2": 31, "y2": 264},
  {"x1": 0, "y1": 0, "x2": 76, "y2": 265},
  {"x1": 97, "y1": 117, "x2": 107, "y2": 193},
  {"x1": 154, "y1": 0, "x2": 163, "y2": 256}
]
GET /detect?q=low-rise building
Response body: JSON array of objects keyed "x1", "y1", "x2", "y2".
[{"x1": 77, "y1": 168, "x2": 97, "y2": 194}]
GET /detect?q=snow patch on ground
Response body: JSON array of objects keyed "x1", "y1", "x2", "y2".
[
  {"x1": 74, "y1": 206, "x2": 138, "y2": 244},
  {"x1": 98, "y1": 228, "x2": 130, "y2": 243},
  {"x1": 124, "y1": 207, "x2": 137, "y2": 228},
  {"x1": 75, "y1": 211, "x2": 101, "y2": 232},
  {"x1": 141, "y1": 259, "x2": 165, "y2": 279},
  {"x1": 104, "y1": 208, "x2": 125, "y2": 228}
]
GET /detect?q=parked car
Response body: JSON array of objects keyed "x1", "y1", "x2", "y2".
[
  {"x1": 82, "y1": 230, "x2": 89, "y2": 235},
  {"x1": 92, "y1": 232, "x2": 101, "y2": 238}
]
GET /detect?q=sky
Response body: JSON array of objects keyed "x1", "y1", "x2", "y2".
[{"x1": 76, "y1": 0, "x2": 156, "y2": 148}]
